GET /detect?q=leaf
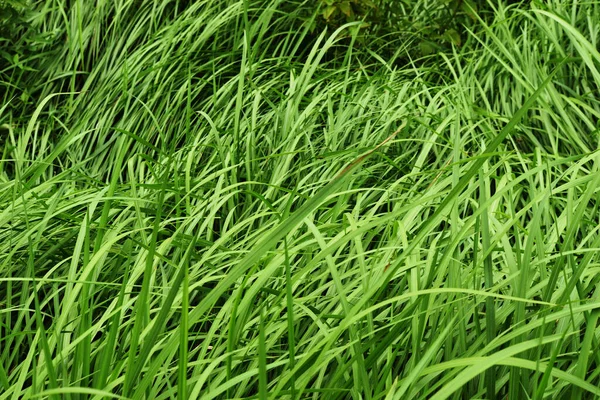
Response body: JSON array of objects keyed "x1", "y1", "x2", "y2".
[
  {"x1": 338, "y1": 2, "x2": 352, "y2": 17},
  {"x1": 443, "y1": 29, "x2": 461, "y2": 47},
  {"x1": 323, "y1": 5, "x2": 337, "y2": 21},
  {"x1": 461, "y1": 0, "x2": 478, "y2": 20},
  {"x1": 302, "y1": 16, "x2": 317, "y2": 33},
  {"x1": 13, "y1": 53, "x2": 23, "y2": 69},
  {"x1": 360, "y1": 0, "x2": 377, "y2": 8},
  {"x1": 419, "y1": 41, "x2": 437, "y2": 55}
]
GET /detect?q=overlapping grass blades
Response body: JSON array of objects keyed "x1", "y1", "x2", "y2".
[{"x1": 1, "y1": 0, "x2": 600, "y2": 399}]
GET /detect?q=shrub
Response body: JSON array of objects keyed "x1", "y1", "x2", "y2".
[
  {"x1": 0, "y1": 0, "x2": 33, "y2": 72},
  {"x1": 313, "y1": 0, "x2": 522, "y2": 60},
  {"x1": 0, "y1": 0, "x2": 30, "y2": 41}
]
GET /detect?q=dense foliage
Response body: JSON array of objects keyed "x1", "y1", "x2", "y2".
[
  {"x1": 311, "y1": 0, "x2": 529, "y2": 59},
  {"x1": 1, "y1": 0, "x2": 600, "y2": 399},
  {"x1": 0, "y1": 0, "x2": 29, "y2": 36}
]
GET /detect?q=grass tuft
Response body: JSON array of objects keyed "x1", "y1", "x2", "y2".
[{"x1": 2, "y1": 0, "x2": 600, "y2": 399}]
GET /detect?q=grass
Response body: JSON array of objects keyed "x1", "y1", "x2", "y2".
[{"x1": 1, "y1": 0, "x2": 600, "y2": 398}]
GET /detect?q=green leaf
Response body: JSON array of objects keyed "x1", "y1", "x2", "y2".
[
  {"x1": 323, "y1": 5, "x2": 337, "y2": 20},
  {"x1": 361, "y1": 0, "x2": 377, "y2": 8},
  {"x1": 338, "y1": 2, "x2": 352, "y2": 17},
  {"x1": 461, "y1": 0, "x2": 478, "y2": 20},
  {"x1": 419, "y1": 41, "x2": 437, "y2": 55},
  {"x1": 443, "y1": 29, "x2": 461, "y2": 47}
]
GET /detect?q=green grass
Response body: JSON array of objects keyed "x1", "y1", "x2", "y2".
[{"x1": 1, "y1": 0, "x2": 600, "y2": 398}]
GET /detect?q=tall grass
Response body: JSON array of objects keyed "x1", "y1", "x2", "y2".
[{"x1": 1, "y1": 0, "x2": 600, "y2": 398}]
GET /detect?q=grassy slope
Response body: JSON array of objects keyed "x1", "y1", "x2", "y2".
[{"x1": 1, "y1": 0, "x2": 600, "y2": 399}]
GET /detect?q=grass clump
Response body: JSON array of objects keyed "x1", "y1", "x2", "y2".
[{"x1": 1, "y1": 0, "x2": 600, "y2": 399}]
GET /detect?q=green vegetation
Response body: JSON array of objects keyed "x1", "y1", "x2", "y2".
[
  {"x1": 0, "y1": 0, "x2": 32, "y2": 71},
  {"x1": 315, "y1": 0, "x2": 482, "y2": 55},
  {"x1": 1, "y1": 0, "x2": 600, "y2": 398}
]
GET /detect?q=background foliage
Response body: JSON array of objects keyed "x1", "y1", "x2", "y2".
[
  {"x1": 311, "y1": 0, "x2": 527, "y2": 58},
  {"x1": 1, "y1": 0, "x2": 600, "y2": 399}
]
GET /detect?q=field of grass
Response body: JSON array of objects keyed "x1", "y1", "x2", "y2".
[{"x1": 1, "y1": 0, "x2": 600, "y2": 398}]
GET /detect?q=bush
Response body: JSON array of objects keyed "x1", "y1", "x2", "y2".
[
  {"x1": 0, "y1": 0, "x2": 33, "y2": 71},
  {"x1": 313, "y1": 0, "x2": 523, "y2": 60},
  {"x1": 0, "y1": 0, "x2": 30, "y2": 41}
]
